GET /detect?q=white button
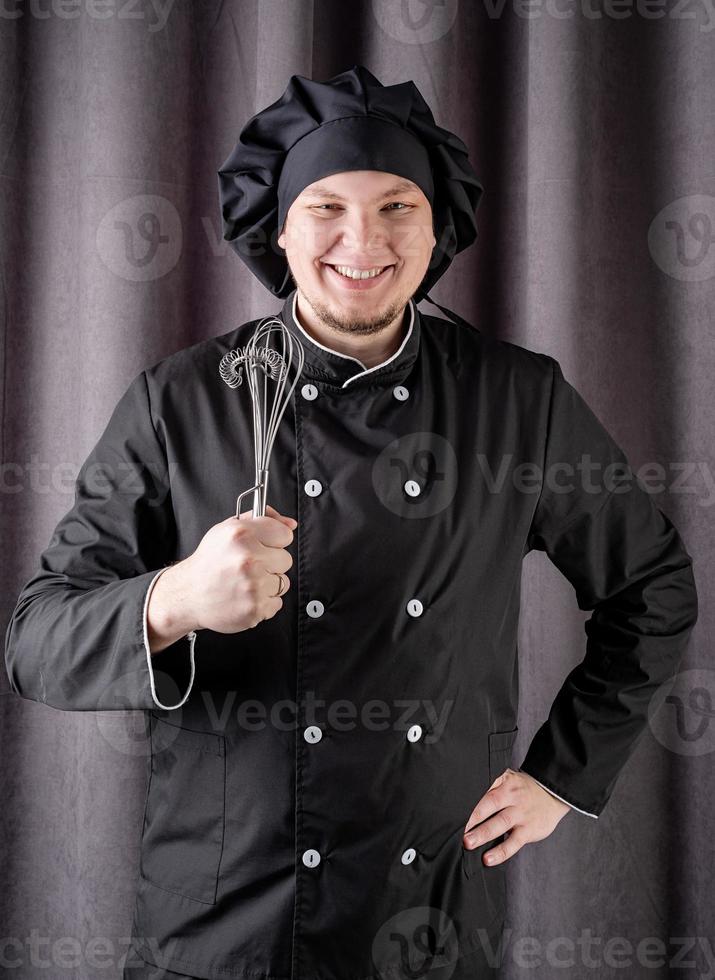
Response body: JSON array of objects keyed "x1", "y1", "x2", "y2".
[
  {"x1": 301, "y1": 384, "x2": 318, "y2": 400},
  {"x1": 304, "y1": 725, "x2": 323, "y2": 743},
  {"x1": 406, "y1": 599, "x2": 423, "y2": 617},
  {"x1": 306, "y1": 599, "x2": 325, "y2": 618},
  {"x1": 407, "y1": 724, "x2": 423, "y2": 742},
  {"x1": 404, "y1": 480, "x2": 421, "y2": 497},
  {"x1": 304, "y1": 479, "x2": 323, "y2": 497},
  {"x1": 302, "y1": 849, "x2": 321, "y2": 867},
  {"x1": 393, "y1": 386, "x2": 409, "y2": 401},
  {"x1": 401, "y1": 848, "x2": 416, "y2": 865}
]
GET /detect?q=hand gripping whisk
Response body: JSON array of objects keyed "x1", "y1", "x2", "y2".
[{"x1": 219, "y1": 316, "x2": 305, "y2": 518}]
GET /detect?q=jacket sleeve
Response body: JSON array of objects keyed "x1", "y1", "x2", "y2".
[
  {"x1": 517, "y1": 356, "x2": 699, "y2": 818},
  {"x1": 4, "y1": 370, "x2": 197, "y2": 712}
]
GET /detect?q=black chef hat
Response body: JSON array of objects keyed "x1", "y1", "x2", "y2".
[{"x1": 217, "y1": 64, "x2": 484, "y2": 327}]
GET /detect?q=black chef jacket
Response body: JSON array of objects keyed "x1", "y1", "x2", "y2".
[{"x1": 4, "y1": 287, "x2": 699, "y2": 980}]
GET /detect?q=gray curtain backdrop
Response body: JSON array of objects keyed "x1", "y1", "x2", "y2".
[{"x1": 1, "y1": 1, "x2": 713, "y2": 977}]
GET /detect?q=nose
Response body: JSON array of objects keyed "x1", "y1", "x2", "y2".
[{"x1": 338, "y1": 211, "x2": 390, "y2": 255}]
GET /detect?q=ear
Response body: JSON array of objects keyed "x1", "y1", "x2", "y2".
[{"x1": 276, "y1": 216, "x2": 289, "y2": 249}]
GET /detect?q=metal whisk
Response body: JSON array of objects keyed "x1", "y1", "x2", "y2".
[{"x1": 219, "y1": 315, "x2": 305, "y2": 518}]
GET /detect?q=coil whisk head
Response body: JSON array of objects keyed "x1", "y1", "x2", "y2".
[{"x1": 219, "y1": 316, "x2": 305, "y2": 518}]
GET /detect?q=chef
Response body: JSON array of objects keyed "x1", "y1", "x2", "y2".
[{"x1": 4, "y1": 65, "x2": 699, "y2": 980}]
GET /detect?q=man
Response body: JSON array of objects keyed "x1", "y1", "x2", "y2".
[{"x1": 5, "y1": 66, "x2": 698, "y2": 980}]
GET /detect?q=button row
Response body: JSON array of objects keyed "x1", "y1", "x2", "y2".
[
  {"x1": 301, "y1": 724, "x2": 423, "y2": 744},
  {"x1": 299, "y1": 376, "x2": 419, "y2": 878},
  {"x1": 301, "y1": 384, "x2": 410, "y2": 402},
  {"x1": 306, "y1": 598, "x2": 423, "y2": 618},
  {"x1": 300, "y1": 845, "x2": 419, "y2": 869},
  {"x1": 303, "y1": 478, "x2": 423, "y2": 498}
]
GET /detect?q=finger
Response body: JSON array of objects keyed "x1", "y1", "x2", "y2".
[
  {"x1": 233, "y1": 513, "x2": 296, "y2": 548},
  {"x1": 464, "y1": 807, "x2": 515, "y2": 850},
  {"x1": 239, "y1": 504, "x2": 298, "y2": 529},
  {"x1": 239, "y1": 544, "x2": 294, "y2": 584},
  {"x1": 483, "y1": 827, "x2": 527, "y2": 866},
  {"x1": 463, "y1": 778, "x2": 512, "y2": 835},
  {"x1": 234, "y1": 504, "x2": 298, "y2": 528},
  {"x1": 250, "y1": 539, "x2": 295, "y2": 574},
  {"x1": 261, "y1": 569, "x2": 291, "y2": 599},
  {"x1": 264, "y1": 504, "x2": 298, "y2": 528},
  {"x1": 238, "y1": 556, "x2": 292, "y2": 604}
]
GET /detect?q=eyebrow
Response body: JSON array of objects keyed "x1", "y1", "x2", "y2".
[{"x1": 299, "y1": 179, "x2": 420, "y2": 202}]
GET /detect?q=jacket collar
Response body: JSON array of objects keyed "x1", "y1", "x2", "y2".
[{"x1": 279, "y1": 288, "x2": 421, "y2": 390}]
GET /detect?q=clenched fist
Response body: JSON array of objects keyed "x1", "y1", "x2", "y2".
[{"x1": 146, "y1": 504, "x2": 298, "y2": 653}]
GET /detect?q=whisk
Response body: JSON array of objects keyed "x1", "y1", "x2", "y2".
[{"x1": 219, "y1": 316, "x2": 305, "y2": 518}]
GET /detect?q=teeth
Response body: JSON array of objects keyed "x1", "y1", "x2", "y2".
[{"x1": 332, "y1": 265, "x2": 386, "y2": 280}]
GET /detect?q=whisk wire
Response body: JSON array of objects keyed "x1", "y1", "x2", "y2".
[{"x1": 219, "y1": 316, "x2": 305, "y2": 519}]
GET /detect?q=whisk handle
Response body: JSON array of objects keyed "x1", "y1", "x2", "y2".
[
  {"x1": 256, "y1": 468, "x2": 270, "y2": 516},
  {"x1": 235, "y1": 468, "x2": 271, "y2": 519},
  {"x1": 235, "y1": 483, "x2": 261, "y2": 519}
]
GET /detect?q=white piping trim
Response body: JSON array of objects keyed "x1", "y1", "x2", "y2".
[
  {"x1": 143, "y1": 566, "x2": 197, "y2": 710},
  {"x1": 519, "y1": 771, "x2": 599, "y2": 819},
  {"x1": 290, "y1": 293, "x2": 415, "y2": 389}
]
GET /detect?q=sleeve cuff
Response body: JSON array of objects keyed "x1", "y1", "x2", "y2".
[
  {"x1": 518, "y1": 769, "x2": 599, "y2": 819},
  {"x1": 142, "y1": 566, "x2": 197, "y2": 710}
]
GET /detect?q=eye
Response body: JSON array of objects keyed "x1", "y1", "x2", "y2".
[{"x1": 310, "y1": 202, "x2": 413, "y2": 212}]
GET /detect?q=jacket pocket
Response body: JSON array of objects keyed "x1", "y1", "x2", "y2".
[
  {"x1": 139, "y1": 715, "x2": 227, "y2": 905},
  {"x1": 461, "y1": 726, "x2": 519, "y2": 922},
  {"x1": 488, "y1": 726, "x2": 518, "y2": 785}
]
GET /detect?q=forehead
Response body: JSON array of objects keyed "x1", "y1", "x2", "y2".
[{"x1": 297, "y1": 172, "x2": 422, "y2": 201}]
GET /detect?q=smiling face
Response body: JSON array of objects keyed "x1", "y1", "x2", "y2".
[{"x1": 277, "y1": 170, "x2": 437, "y2": 337}]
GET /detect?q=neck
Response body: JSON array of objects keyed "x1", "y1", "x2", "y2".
[{"x1": 293, "y1": 291, "x2": 409, "y2": 370}]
